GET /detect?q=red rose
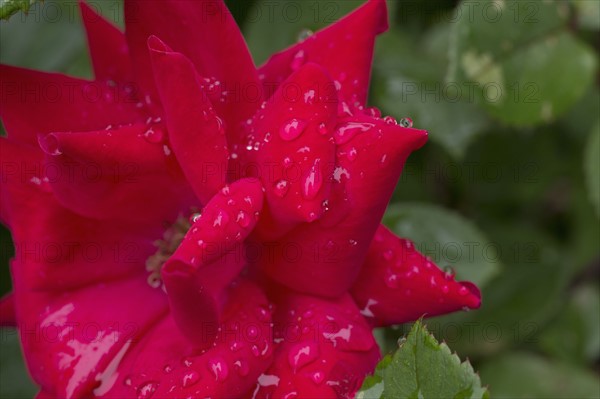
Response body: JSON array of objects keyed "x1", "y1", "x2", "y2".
[{"x1": 0, "y1": 1, "x2": 481, "y2": 397}]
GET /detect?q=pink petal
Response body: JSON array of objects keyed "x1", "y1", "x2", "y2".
[
  {"x1": 149, "y1": 36, "x2": 229, "y2": 204},
  {"x1": 351, "y1": 225, "x2": 482, "y2": 327},
  {"x1": 12, "y1": 274, "x2": 168, "y2": 398},
  {"x1": 98, "y1": 280, "x2": 273, "y2": 399},
  {"x1": 79, "y1": 1, "x2": 133, "y2": 83},
  {"x1": 162, "y1": 178, "x2": 264, "y2": 349},
  {"x1": 1, "y1": 138, "x2": 157, "y2": 290},
  {"x1": 258, "y1": 0, "x2": 388, "y2": 104},
  {"x1": 252, "y1": 292, "x2": 379, "y2": 398},
  {"x1": 0, "y1": 293, "x2": 15, "y2": 326},
  {"x1": 124, "y1": 0, "x2": 261, "y2": 142},
  {"x1": 242, "y1": 63, "x2": 337, "y2": 235},
  {"x1": 255, "y1": 115, "x2": 427, "y2": 297},
  {"x1": 0, "y1": 65, "x2": 144, "y2": 147},
  {"x1": 37, "y1": 123, "x2": 195, "y2": 224}
]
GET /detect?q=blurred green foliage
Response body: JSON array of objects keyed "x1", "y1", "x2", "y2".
[{"x1": 0, "y1": 0, "x2": 599, "y2": 397}]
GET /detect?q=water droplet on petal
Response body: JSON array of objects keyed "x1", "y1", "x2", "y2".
[
  {"x1": 234, "y1": 359, "x2": 250, "y2": 376},
  {"x1": 442, "y1": 285, "x2": 450, "y2": 294},
  {"x1": 311, "y1": 371, "x2": 325, "y2": 385},
  {"x1": 297, "y1": 28, "x2": 313, "y2": 42},
  {"x1": 304, "y1": 89, "x2": 316, "y2": 104},
  {"x1": 458, "y1": 286, "x2": 470, "y2": 296},
  {"x1": 163, "y1": 365, "x2": 173, "y2": 374},
  {"x1": 318, "y1": 123, "x2": 328, "y2": 136},
  {"x1": 189, "y1": 213, "x2": 202, "y2": 224},
  {"x1": 236, "y1": 210, "x2": 251, "y2": 228},
  {"x1": 383, "y1": 116, "x2": 397, "y2": 125},
  {"x1": 347, "y1": 147, "x2": 358, "y2": 161},
  {"x1": 182, "y1": 357, "x2": 193, "y2": 367},
  {"x1": 302, "y1": 159, "x2": 323, "y2": 200},
  {"x1": 334, "y1": 122, "x2": 374, "y2": 145},
  {"x1": 366, "y1": 107, "x2": 382, "y2": 118},
  {"x1": 143, "y1": 128, "x2": 163, "y2": 144},
  {"x1": 207, "y1": 357, "x2": 229, "y2": 382},
  {"x1": 280, "y1": 118, "x2": 308, "y2": 141},
  {"x1": 273, "y1": 179, "x2": 290, "y2": 198},
  {"x1": 399, "y1": 117, "x2": 413, "y2": 128},
  {"x1": 291, "y1": 50, "x2": 305, "y2": 71},
  {"x1": 137, "y1": 382, "x2": 158, "y2": 399},
  {"x1": 385, "y1": 273, "x2": 400, "y2": 289},
  {"x1": 287, "y1": 342, "x2": 320, "y2": 372},
  {"x1": 213, "y1": 211, "x2": 230, "y2": 228},
  {"x1": 443, "y1": 266, "x2": 455, "y2": 280},
  {"x1": 182, "y1": 371, "x2": 200, "y2": 388},
  {"x1": 230, "y1": 341, "x2": 244, "y2": 352}
]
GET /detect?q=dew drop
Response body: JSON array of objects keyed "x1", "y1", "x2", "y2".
[
  {"x1": 302, "y1": 159, "x2": 323, "y2": 200},
  {"x1": 458, "y1": 286, "x2": 470, "y2": 296},
  {"x1": 182, "y1": 371, "x2": 200, "y2": 388},
  {"x1": 366, "y1": 107, "x2": 382, "y2": 118},
  {"x1": 291, "y1": 50, "x2": 305, "y2": 71},
  {"x1": 230, "y1": 341, "x2": 244, "y2": 352},
  {"x1": 280, "y1": 118, "x2": 308, "y2": 141},
  {"x1": 213, "y1": 211, "x2": 230, "y2": 228},
  {"x1": 334, "y1": 122, "x2": 374, "y2": 145},
  {"x1": 137, "y1": 382, "x2": 158, "y2": 399},
  {"x1": 347, "y1": 147, "x2": 358, "y2": 161},
  {"x1": 385, "y1": 273, "x2": 400, "y2": 289},
  {"x1": 189, "y1": 213, "x2": 202, "y2": 224},
  {"x1": 317, "y1": 123, "x2": 328, "y2": 136},
  {"x1": 163, "y1": 365, "x2": 173, "y2": 374},
  {"x1": 234, "y1": 359, "x2": 250, "y2": 377},
  {"x1": 207, "y1": 357, "x2": 229, "y2": 382},
  {"x1": 143, "y1": 128, "x2": 163, "y2": 144},
  {"x1": 311, "y1": 371, "x2": 325, "y2": 385},
  {"x1": 273, "y1": 179, "x2": 290, "y2": 198},
  {"x1": 399, "y1": 117, "x2": 413, "y2": 128},
  {"x1": 443, "y1": 266, "x2": 455, "y2": 280},
  {"x1": 236, "y1": 210, "x2": 251, "y2": 228},
  {"x1": 297, "y1": 28, "x2": 313, "y2": 42},
  {"x1": 287, "y1": 342, "x2": 320, "y2": 372},
  {"x1": 383, "y1": 116, "x2": 397, "y2": 125},
  {"x1": 304, "y1": 89, "x2": 316, "y2": 104}
]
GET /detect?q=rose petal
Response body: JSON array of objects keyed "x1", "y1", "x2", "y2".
[
  {"x1": 162, "y1": 178, "x2": 264, "y2": 349},
  {"x1": 0, "y1": 65, "x2": 144, "y2": 147},
  {"x1": 252, "y1": 291, "x2": 379, "y2": 399},
  {"x1": 12, "y1": 274, "x2": 168, "y2": 398},
  {"x1": 149, "y1": 36, "x2": 229, "y2": 204},
  {"x1": 124, "y1": 0, "x2": 261, "y2": 143},
  {"x1": 258, "y1": 0, "x2": 388, "y2": 104},
  {"x1": 98, "y1": 280, "x2": 273, "y2": 399},
  {"x1": 255, "y1": 114, "x2": 427, "y2": 297},
  {"x1": 1, "y1": 138, "x2": 157, "y2": 290},
  {"x1": 37, "y1": 123, "x2": 195, "y2": 224},
  {"x1": 79, "y1": 1, "x2": 133, "y2": 84},
  {"x1": 351, "y1": 225, "x2": 482, "y2": 327},
  {"x1": 242, "y1": 63, "x2": 337, "y2": 235}
]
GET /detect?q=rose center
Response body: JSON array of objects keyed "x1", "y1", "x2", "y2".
[{"x1": 145, "y1": 212, "x2": 200, "y2": 288}]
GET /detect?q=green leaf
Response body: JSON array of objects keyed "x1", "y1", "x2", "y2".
[
  {"x1": 358, "y1": 321, "x2": 489, "y2": 399},
  {"x1": 479, "y1": 352, "x2": 600, "y2": 398},
  {"x1": 573, "y1": 0, "x2": 600, "y2": 30},
  {"x1": 0, "y1": 328, "x2": 38, "y2": 398},
  {"x1": 0, "y1": 0, "x2": 39, "y2": 20},
  {"x1": 372, "y1": 25, "x2": 490, "y2": 159},
  {"x1": 447, "y1": 0, "x2": 597, "y2": 126},
  {"x1": 538, "y1": 283, "x2": 600, "y2": 365},
  {"x1": 384, "y1": 204, "x2": 499, "y2": 288},
  {"x1": 584, "y1": 120, "x2": 600, "y2": 217}
]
